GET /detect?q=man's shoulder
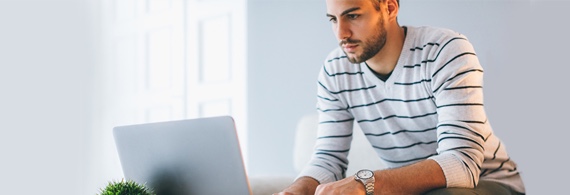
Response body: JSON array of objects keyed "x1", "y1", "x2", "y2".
[
  {"x1": 322, "y1": 47, "x2": 356, "y2": 69},
  {"x1": 406, "y1": 26, "x2": 480, "y2": 76},
  {"x1": 411, "y1": 26, "x2": 460, "y2": 35},
  {"x1": 408, "y1": 26, "x2": 469, "y2": 45},
  {"x1": 406, "y1": 25, "x2": 475, "y2": 59},
  {"x1": 319, "y1": 47, "x2": 361, "y2": 77},
  {"x1": 324, "y1": 47, "x2": 347, "y2": 63}
]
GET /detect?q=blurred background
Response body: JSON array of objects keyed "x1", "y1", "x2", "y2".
[{"x1": 0, "y1": 0, "x2": 568, "y2": 194}]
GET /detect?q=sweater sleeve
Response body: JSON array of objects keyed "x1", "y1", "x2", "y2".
[
  {"x1": 296, "y1": 59, "x2": 355, "y2": 184},
  {"x1": 427, "y1": 35, "x2": 489, "y2": 188}
]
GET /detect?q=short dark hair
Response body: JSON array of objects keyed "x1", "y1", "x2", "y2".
[{"x1": 371, "y1": 0, "x2": 400, "y2": 11}]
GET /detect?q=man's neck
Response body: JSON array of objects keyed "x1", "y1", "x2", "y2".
[{"x1": 366, "y1": 25, "x2": 406, "y2": 75}]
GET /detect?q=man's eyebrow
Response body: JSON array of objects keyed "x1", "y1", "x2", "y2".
[
  {"x1": 326, "y1": 7, "x2": 361, "y2": 18},
  {"x1": 341, "y1": 7, "x2": 361, "y2": 16}
]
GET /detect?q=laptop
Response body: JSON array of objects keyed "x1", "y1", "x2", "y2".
[{"x1": 113, "y1": 116, "x2": 252, "y2": 195}]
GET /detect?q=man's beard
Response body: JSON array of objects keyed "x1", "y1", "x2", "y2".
[{"x1": 340, "y1": 19, "x2": 387, "y2": 64}]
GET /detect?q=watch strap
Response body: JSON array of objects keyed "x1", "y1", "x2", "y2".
[{"x1": 365, "y1": 182, "x2": 374, "y2": 195}]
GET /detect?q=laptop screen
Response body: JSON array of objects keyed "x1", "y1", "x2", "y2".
[{"x1": 113, "y1": 116, "x2": 252, "y2": 195}]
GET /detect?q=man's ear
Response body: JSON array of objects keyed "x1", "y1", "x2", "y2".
[{"x1": 386, "y1": 0, "x2": 399, "y2": 21}]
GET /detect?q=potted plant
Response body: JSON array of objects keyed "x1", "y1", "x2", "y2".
[{"x1": 98, "y1": 179, "x2": 155, "y2": 195}]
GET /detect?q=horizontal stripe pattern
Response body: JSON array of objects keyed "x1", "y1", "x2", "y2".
[
  {"x1": 410, "y1": 42, "x2": 440, "y2": 51},
  {"x1": 318, "y1": 81, "x2": 376, "y2": 94},
  {"x1": 298, "y1": 26, "x2": 523, "y2": 193}
]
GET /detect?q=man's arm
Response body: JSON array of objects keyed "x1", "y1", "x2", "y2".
[
  {"x1": 315, "y1": 159, "x2": 446, "y2": 195},
  {"x1": 372, "y1": 159, "x2": 445, "y2": 194}
]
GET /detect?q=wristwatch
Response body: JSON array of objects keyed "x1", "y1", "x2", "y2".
[{"x1": 355, "y1": 169, "x2": 375, "y2": 195}]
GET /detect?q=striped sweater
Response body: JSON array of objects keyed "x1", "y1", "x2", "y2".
[{"x1": 298, "y1": 26, "x2": 525, "y2": 193}]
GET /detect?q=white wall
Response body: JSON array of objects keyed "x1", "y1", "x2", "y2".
[
  {"x1": 247, "y1": 0, "x2": 336, "y2": 177},
  {"x1": 247, "y1": 0, "x2": 570, "y2": 193},
  {"x1": 0, "y1": 0, "x2": 99, "y2": 194}
]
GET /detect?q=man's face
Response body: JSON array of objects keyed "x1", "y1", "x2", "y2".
[{"x1": 326, "y1": 0, "x2": 387, "y2": 64}]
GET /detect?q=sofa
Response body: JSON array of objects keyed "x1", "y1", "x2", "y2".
[{"x1": 249, "y1": 113, "x2": 385, "y2": 195}]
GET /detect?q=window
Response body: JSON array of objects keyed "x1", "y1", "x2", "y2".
[{"x1": 92, "y1": 0, "x2": 247, "y2": 189}]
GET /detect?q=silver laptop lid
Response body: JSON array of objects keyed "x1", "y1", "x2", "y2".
[{"x1": 113, "y1": 116, "x2": 252, "y2": 195}]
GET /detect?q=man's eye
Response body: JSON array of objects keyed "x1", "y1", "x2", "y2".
[
  {"x1": 329, "y1": 17, "x2": 337, "y2": 23},
  {"x1": 347, "y1": 14, "x2": 359, "y2": 19}
]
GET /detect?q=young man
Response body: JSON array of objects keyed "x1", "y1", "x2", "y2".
[{"x1": 275, "y1": 0, "x2": 525, "y2": 194}]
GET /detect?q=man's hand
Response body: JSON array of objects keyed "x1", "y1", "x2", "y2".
[
  {"x1": 314, "y1": 176, "x2": 365, "y2": 195},
  {"x1": 273, "y1": 176, "x2": 319, "y2": 195},
  {"x1": 273, "y1": 192, "x2": 296, "y2": 195}
]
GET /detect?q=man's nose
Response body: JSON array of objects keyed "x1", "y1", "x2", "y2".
[{"x1": 336, "y1": 20, "x2": 351, "y2": 41}]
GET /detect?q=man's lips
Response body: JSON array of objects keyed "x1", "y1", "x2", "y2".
[{"x1": 343, "y1": 44, "x2": 358, "y2": 53}]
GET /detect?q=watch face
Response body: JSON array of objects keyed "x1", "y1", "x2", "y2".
[{"x1": 357, "y1": 169, "x2": 373, "y2": 179}]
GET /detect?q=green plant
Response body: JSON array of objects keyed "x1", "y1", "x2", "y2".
[{"x1": 98, "y1": 179, "x2": 155, "y2": 195}]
